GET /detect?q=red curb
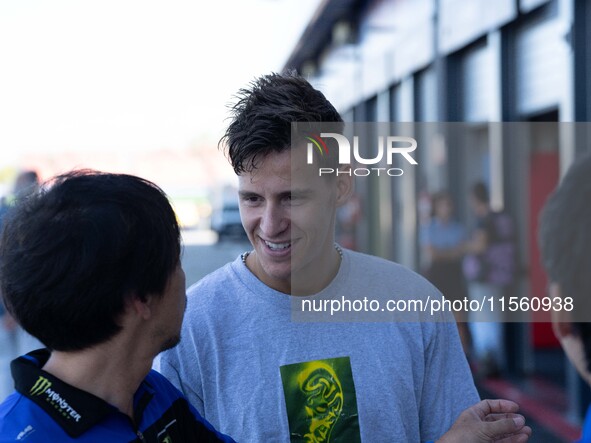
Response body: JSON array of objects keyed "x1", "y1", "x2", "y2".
[{"x1": 481, "y1": 378, "x2": 581, "y2": 442}]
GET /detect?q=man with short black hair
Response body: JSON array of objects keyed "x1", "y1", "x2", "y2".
[{"x1": 0, "y1": 171, "x2": 233, "y2": 442}]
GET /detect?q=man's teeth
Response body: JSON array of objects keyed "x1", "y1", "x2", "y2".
[{"x1": 265, "y1": 240, "x2": 290, "y2": 250}]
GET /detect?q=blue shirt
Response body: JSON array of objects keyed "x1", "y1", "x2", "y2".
[
  {"x1": 420, "y1": 218, "x2": 466, "y2": 250},
  {"x1": 0, "y1": 349, "x2": 235, "y2": 442},
  {"x1": 578, "y1": 404, "x2": 591, "y2": 442}
]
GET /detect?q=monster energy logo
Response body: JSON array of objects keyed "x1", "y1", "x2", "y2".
[
  {"x1": 29, "y1": 375, "x2": 82, "y2": 422},
  {"x1": 30, "y1": 376, "x2": 52, "y2": 396}
]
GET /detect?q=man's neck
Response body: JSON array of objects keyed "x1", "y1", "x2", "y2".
[
  {"x1": 246, "y1": 243, "x2": 343, "y2": 296},
  {"x1": 42, "y1": 340, "x2": 152, "y2": 420},
  {"x1": 291, "y1": 244, "x2": 343, "y2": 296}
]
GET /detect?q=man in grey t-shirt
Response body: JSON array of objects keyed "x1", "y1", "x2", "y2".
[{"x1": 156, "y1": 73, "x2": 530, "y2": 442}]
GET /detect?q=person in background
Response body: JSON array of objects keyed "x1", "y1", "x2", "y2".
[
  {"x1": 463, "y1": 182, "x2": 516, "y2": 378},
  {"x1": 0, "y1": 170, "x2": 42, "y2": 402},
  {"x1": 421, "y1": 191, "x2": 471, "y2": 353},
  {"x1": 0, "y1": 170, "x2": 234, "y2": 442},
  {"x1": 539, "y1": 153, "x2": 591, "y2": 443}
]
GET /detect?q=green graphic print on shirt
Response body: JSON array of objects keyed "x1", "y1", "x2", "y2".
[{"x1": 280, "y1": 356, "x2": 361, "y2": 443}]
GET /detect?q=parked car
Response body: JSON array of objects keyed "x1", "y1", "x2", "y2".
[{"x1": 211, "y1": 203, "x2": 247, "y2": 241}]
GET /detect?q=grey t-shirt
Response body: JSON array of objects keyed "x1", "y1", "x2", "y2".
[{"x1": 155, "y1": 248, "x2": 478, "y2": 442}]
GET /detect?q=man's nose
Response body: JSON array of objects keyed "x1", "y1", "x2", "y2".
[{"x1": 259, "y1": 202, "x2": 288, "y2": 237}]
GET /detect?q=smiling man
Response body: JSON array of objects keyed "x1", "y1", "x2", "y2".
[
  {"x1": 237, "y1": 143, "x2": 348, "y2": 296},
  {"x1": 156, "y1": 72, "x2": 530, "y2": 442}
]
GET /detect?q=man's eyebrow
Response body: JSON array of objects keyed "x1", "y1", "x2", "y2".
[
  {"x1": 238, "y1": 189, "x2": 314, "y2": 199},
  {"x1": 287, "y1": 189, "x2": 314, "y2": 197},
  {"x1": 238, "y1": 191, "x2": 260, "y2": 199}
]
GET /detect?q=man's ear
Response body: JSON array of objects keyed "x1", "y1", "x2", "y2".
[
  {"x1": 550, "y1": 283, "x2": 574, "y2": 339},
  {"x1": 335, "y1": 165, "x2": 354, "y2": 207},
  {"x1": 128, "y1": 294, "x2": 153, "y2": 321}
]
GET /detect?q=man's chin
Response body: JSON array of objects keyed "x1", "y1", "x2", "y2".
[{"x1": 159, "y1": 334, "x2": 181, "y2": 353}]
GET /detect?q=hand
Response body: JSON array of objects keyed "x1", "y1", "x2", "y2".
[{"x1": 437, "y1": 399, "x2": 532, "y2": 443}]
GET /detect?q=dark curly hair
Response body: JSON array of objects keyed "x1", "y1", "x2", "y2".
[
  {"x1": 0, "y1": 170, "x2": 181, "y2": 351},
  {"x1": 220, "y1": 72, "x2": 343, "y2": 175}
]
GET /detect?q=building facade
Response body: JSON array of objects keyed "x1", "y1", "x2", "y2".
[{"x1": 285, "y1": 0, "x2": 591, "y2": 427}]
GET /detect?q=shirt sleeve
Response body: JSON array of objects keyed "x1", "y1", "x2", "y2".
[{"x1": 419, "y1": 319, "x2": 480, "y2": 441}]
